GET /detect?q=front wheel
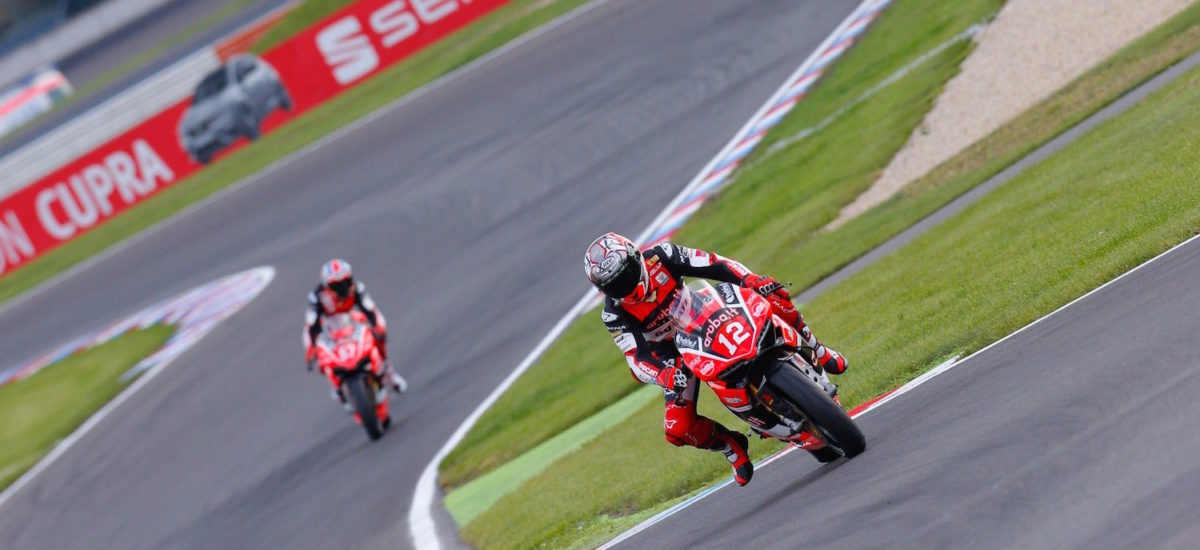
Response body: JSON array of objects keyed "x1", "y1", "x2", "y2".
[
  {"x1": 769, "y1": 363, "x2": 865, "y2": 459},
  {"x1": 345, "y1": 373, "x2": 383, "y2": 441}
]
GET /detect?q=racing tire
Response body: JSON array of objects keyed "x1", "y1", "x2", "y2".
[
  {"x1": 277, "y1": 87, "x2": 293, "y2": 111},
  {"x1": 240, "y1": 105, "x2": 261, "y2": 141},
  {"x1": 770, "y1": 362, "x2": 865, "y2": 459},
  {"x1": 807, "y1": 447, "x2": 842, "y2": 463},
  {"x1": 243, "y1": 120, "x2": 260, "y2": 141},
  {"x1": 346, "y1": 373, "x2": 383, "y2": 441}
]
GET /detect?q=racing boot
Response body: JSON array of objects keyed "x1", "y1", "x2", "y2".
[
  {"x1": 794, "y1": 314, "x2": 847, "y2": 375},
  {"x1": 384, "y1": 361, "x2": 407, "y2": 394},
  {"x1": 710, "y1": 427, "x2": 754, "y2": 486},
  {"x1": 813, "y1": 345, "x2": 847, "y2": 375},
  {"x1": 330, "y1": 389, "x2": 352, "y2": 412}
]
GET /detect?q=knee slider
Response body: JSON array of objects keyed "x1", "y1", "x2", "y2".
[{"x1": 664, "y1": 420, "x2": 690, "y2": 446}]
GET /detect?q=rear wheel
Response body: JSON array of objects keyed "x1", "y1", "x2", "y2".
[
  {"x1": 807, "y1": 447, "x2": 842, "y2": 463},
  {"x1": 769, "y1": 363, "x2": 865, "y2": 459},
  {"x1": 345, "y1": 373, "x2": 383, "y2": 441}
]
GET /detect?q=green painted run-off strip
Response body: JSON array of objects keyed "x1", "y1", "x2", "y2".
[{"x1": 445, "y1": 384, "x2": 660, "y2": 526}]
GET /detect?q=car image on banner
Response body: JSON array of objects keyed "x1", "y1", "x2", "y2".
[{"x1": 178, "y1": 53, "x2": 292, "y2": 164}]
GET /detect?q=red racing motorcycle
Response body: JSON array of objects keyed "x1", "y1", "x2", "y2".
[
  {"x1": 668, "y1": 281, "x2": 866, "y2": 462},
  {"x1": 313, "y1": 311, "x2": 393, "y2": 440}
]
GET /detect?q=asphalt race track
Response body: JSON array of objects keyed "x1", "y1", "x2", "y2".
[
  {"x1": 0, "y1": 1, "x2": 861, "y2": 548},
  {"x1": 617, "y1": 238, "x2": 1200, "y2": 548}
]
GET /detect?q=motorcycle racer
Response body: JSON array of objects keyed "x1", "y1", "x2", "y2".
[
  {"x1": 584, "y1": 233, "x2": 847, "y2": 486},
  {"x1": 305, "y1": 259, "x2": 406, "y2": 394}
]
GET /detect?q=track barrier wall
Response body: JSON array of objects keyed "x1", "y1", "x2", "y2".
[{"x1": 0, "y1": 0, "x2": 510, "y2": 278}]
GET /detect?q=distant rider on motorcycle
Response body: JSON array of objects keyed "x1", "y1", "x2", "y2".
[
  {"x1": 305, "y1": 259, "x2": 406, "y2": 393},
  {"x1": 585, "y1": 233, "x2": 847, "y2": 486}
]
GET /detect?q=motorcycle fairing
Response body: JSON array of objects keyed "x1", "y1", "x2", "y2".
[{"x1": 672, "y1": 283, "x2": 774, "y2": 379}]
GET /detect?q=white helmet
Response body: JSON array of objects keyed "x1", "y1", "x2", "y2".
[
  {"x1": 320, "y1": 259, "x2": 354, "y2": 298},
  {"x1": 584, "y1": 233, "x2": 648, "y2": 301}
]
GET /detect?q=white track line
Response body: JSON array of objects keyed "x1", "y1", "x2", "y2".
[
  {"x1": 600, "y1": 233, "x2": 1200, "y2": 547},
  {"x1": 407, "y1": 0, "x2": 886, "y2": 547}
]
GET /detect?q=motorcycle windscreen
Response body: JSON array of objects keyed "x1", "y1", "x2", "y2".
[
  {"x1": 670, "y1": 281, "x2": 760, "y2": 369},
  {"x1": 667, "y1": 282, "x2": 722, "y2": 335}
]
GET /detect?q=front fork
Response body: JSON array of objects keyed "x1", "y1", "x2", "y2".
[{"x1": 740, "y1": 354, "x2": 837, "y2": 444}]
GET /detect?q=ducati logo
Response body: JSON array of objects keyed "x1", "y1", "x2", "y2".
[
  {"x1": 752, "y1": 301, "x2": 768, "y2": 317},
  {"x1": 698, "y1": 360, "x2": 715, "y2": 377}
]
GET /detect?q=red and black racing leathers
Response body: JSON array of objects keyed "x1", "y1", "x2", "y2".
[
  {"x1": 304, "y1": 281, "x2": 388, "y2": 361},
  {"x1": 602, "y1": 242, "x2": 839, "y2": 485}
]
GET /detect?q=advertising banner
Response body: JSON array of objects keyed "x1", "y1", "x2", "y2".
[{"x1": 0, "y1": 0, "x2": 510, "y2": 278}]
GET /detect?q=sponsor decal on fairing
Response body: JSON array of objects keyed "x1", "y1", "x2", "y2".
[{"x1": 718, "y1": 284, "x2": 738, "y2": 305}]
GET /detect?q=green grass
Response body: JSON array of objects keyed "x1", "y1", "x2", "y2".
[
  {"x1": 253, "y1": 0, "x2": 354, "y2": 52},
  {"x1": 462, "y1": 40, "x2": 1200, "y2": 550},
  {"x1": 0, "y1": 325, "x2": 175, "y2": 489},
  {"x1": 676, "y1": 0, "x2": 1002, "y2": 263},
  {"x1": 0, "y1": 0, "x2": 591, "y2": 304},
  {"x1": 692, "y1": 0, "x2": 1200, "y2": 293},
  {"x1": 445, "y1": 384, "x2": 660, "y2": 526},
  {"x1": 440, "y1": 0, "x2": 1003, "y2": 491}
]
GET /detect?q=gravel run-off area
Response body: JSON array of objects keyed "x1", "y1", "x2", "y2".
[{"x1": 827, "y1": 0, "x2": 1196, "y2": 230}]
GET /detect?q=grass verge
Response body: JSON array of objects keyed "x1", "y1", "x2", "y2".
[
  {"x1": 463, "y1": 39, "x2": 1200, "y2": 550},
  {"x1": 0, "y1": 325, "x2": 175, "y2": 489},
  {"x1": 253, "y1": 0, "x2": 354, "y2": 52},
  {"x1": 439, "y1": 0, "x2": 1003, "y2": 491},
  {"x1": 688, "y1": 0, "x2": 1200, "y2": 293},
  {"x1": 0, "y1": 0, "x2": 591, "y2": 305},
  {"x1": 444, "y1": 384, "x2": 660, "y2": 526}
]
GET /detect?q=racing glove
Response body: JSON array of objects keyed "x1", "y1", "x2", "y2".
[
  {"x1": 305, "y1": 346, "x2": 317, "y2": 372},
  {"x1": 373, "y1": 329, "x2": 388, "y2": 360},
  {"x1": 743, "y1": 273, "x2": 800, "y2": 326},
  {"x1": 656, "y1": 366, "x2": 691, "y2": 405},
  {"x1": 742, "y1": 274, "x2": 788, "y2": 300}
]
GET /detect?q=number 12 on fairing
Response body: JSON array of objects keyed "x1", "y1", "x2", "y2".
[{"x1": 716, "y1": 321, "x2": 750, "y2": 355}]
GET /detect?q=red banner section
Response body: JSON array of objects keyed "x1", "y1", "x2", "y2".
[{"x1": 0, "y1": 0, "x2": 509, "y2": 277}]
